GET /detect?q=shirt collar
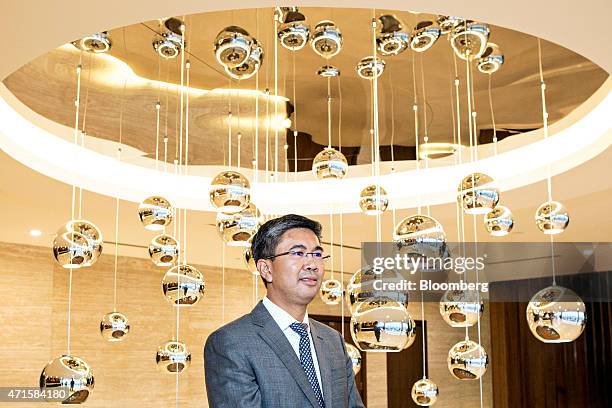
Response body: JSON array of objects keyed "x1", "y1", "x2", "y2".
[{"x1": 262, "y1": 296, "x2": 309, "y2": 331}]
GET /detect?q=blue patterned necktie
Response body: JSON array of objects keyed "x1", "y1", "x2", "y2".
[{"x1": 289, "y1": 322, "x2": 326, "y2": 408}]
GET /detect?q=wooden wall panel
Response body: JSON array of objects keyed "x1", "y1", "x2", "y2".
[{"x1": 490, "y1": 272, "x2": 612, "y2": 408}]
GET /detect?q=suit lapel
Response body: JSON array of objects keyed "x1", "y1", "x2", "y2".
[
  {"x1": 309, "y1": 320, "x2": 333, "y2": 408},
  {"x1": 251, "y1": 302, "x2": 320, "y2": 408}
]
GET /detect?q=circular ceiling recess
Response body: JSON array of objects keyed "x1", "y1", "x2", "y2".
[{"x1": 0, "y1": 6, "x2": 609, "y2": 213}]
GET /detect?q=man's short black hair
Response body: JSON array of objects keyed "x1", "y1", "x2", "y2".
[{"x1": 251, "y1": 214, "x2": 322, "y2": 263}]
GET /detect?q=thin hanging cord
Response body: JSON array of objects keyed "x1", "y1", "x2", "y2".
[
  {"x1": 371, "y1": 16, "x2": 382, "y2": 247},
  {"x1": 329, "y1": 213, "x2": 334, "y2": 279},
  {"x1": 537, "y1": 39, "x2": 557, "y2": 286},
  {"x1": 228, "y1": 78, "x2": 233, "y2": 167},
  {"x1": 155, "y1": 44, "x2": 162, "y2": 171},
  {"x1": 419, "y1": 53, "x2": 431, "y2": 216},
  {"x1": 112, "y1": 79, "x2": 127, "y2": 312},
  {"x1": 411, "y1": 52, "x2": 421, "y2": 215},
  {"x1": 274, "y1": 11, "x2": 279, "y2": 178},
  {"x1": 537, "y1": 39, "x2": 553, "y2": 203},
  {"x1": 265, "y1": 89, "x2": 270, "y2": 182},
  {"x1": 67, "y1": 55, "x2": 83, "y2": 355},
  {"x1": 453, "y1": 53, "x2": 463, "y2": 165},
  {"x1": 487, "y1": 75, "x2": 498, "y2": 156},
  {"x1": 390, "y1": 73, "x2": 397, "y2": 229},
  {"x1": 469, "y1": 61, "x2": 479, "y2": 161},
  {"x1": 466, "y1": 57, "x2": 475, "y2": 162},
  {"x1": 237, "y1": 81, "x2": 242, "y2": 169},
  {"x1": 327, "y1": 77, "x2": 332, "y2": 148},
  {"x1": 293, "y1": 51, "x2": 298, "y2": 180},
  {"x1": 340, "y1": 211, "x2": 345, "y2": 338},
  {"x1": 184, "y1": 57, "x2": 191, "y2": 265},
  {"x1": 78, "y1": 54, "x2": 93, "y2": 219}
]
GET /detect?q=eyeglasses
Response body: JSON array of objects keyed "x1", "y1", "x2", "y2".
[{"x1": 266, "y1": 250, "x2": 330, "y2": 262}]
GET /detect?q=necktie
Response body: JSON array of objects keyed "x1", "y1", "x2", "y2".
[{"x1": 289, "y1": 322, "x2": 326, "y2": 408}]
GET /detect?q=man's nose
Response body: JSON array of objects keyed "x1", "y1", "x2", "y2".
[{"x1": 302, "y1": 255, "x2": 319, "y2": 270}]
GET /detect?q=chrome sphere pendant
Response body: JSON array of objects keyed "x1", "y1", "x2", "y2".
[
  {"x1": 526, "y1": 285, "x2": 586, "y2": 343},
  {"x1": 138, "y1": 196, "x2": 173, "y2": 231},
  {"x1": 100, "y1": 312, "x2": 130, "y2": 342},
  {"x1": 484, "y1": 205, "x2": 514, "y2": 236},
  {"x1": 319, "y1": 278, "x2": 343, "y2": 305},
  {"x1": 149, "y1": 234, "x2": 179, "y2": 266},
  {"x1": 156, "y1": 340, "x2": 191, "y2": 374},
  {"x1": 447, "y1": 339, "x2": 488, "y2": 380},
  {"x1": 457, "y1": 173, "x2": 499, "y2": 215},
  {"x1": 439, "y1": 289, "x2": 484, "y2": 328},
  {"x1": 359, "y1": 185, "x2": 389, "y2": 215},
  {"x1": 53, "y1": 220, "x2": 103, "y2": 268},
  {"x1": 312, "y1": 147, "x2": 348, "y2": 180},
  {"x1": 345, "y1": 343, "x2": 362, "y2": 374},
  {"x1": 40, "y1": 355, "x2": 94, "y2": 403},
  {"x1": 393, "y1": 214, "x2": 447, "y2": 261},
  {"x1": 535, "y1": 200, "x2": 569, "y2": 234},
  {"x1": 350, "y1": 302, "x2": 416, "y2": 352},
  {"x1": 411, "y1": 377, "x2": 439, "y2": 406},
  {"x1": 162, "y1": 264, "x2": 205, "y2": 306},
  {"x1": 209, "y1": 171, "x2": 251, "y2": 214}
]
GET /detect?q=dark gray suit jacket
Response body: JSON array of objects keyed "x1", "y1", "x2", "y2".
[{"x1": 204, "y1": 301, "x2": 365, "y2": 408}]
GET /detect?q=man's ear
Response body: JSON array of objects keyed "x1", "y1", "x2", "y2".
[{"x1": 257, "y1": 259, "x2": 273, "y2": 284}]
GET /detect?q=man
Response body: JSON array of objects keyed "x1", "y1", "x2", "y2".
[{"x1": 204, "y1": 214, "x2": 365, "y2": 408}]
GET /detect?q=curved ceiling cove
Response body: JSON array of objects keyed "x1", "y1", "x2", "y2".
[{"x1": 0, "y1": 4, "x2": 610, "y2": 214}]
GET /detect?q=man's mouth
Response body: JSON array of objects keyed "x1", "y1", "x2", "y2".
[{"x1": 299, "y1": 276, "x2": 319, "y2": 286}]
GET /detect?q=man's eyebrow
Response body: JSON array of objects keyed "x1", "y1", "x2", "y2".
[
  {"x1": 312, "y1": 245, "x2": 324, "y2": 252},
  {"x1": 287, "y1": 244, "x2": 308, "y2": 251}
]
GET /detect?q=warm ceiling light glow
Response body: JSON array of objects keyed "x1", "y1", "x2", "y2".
[
  {"x1": 29, "y1": 229, "x2": 42, "y2": 237},
  {"x1": 419, "y1": 143, "x2": 465, "y2": 159},
  {"x1": 58, "y1": 44, "x2": 287, "y2": 102}
]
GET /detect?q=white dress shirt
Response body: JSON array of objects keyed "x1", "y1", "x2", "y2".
[{"x1": 262, "y1": 296, "x2": 323, "y2": 391}]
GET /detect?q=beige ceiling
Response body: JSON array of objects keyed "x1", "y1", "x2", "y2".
[{"x1": 3, "y1": 7, "x2": 608, "y2": 168}]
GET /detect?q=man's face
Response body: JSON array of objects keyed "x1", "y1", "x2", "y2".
[{"x1": 261, "y1": 228, "x2": 325, "y2": 307}]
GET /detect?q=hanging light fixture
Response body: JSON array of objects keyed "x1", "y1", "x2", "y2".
[
  {"x1": 410, "y1": 21, "x2": 441, "y2": 52},
  {"x1": 319, "y1": 278, "x2": 343, "y2": 305},
  {"x1": 156, "y1": 340, "x2": 191, "y2": 374},
  {"x1": 345, "y1": 343, "x2": 362, "y2": 374},
  {"x1": 162, "y1": 264, "x2": 205, "y2": 306},
  {"x1": 312, "y1": 148, "x2": 348, "y2": 180},
  {"x1": 526, "y1": 285, "x2": 586, "y2": 343},
  {"x1": 40, "y1": 355, "x2": 95, "y2": 403},
  {"x1": 484, "y1": 205, "x2": 514, "y2": 236},
  {"x1": 350, "y1": 301, "x2": 416, "y2": 352},
  {"x1": 359, "y1": 185, "x2": 389, "y2": 215},
  {"x1": 138, "y1": 196, "x2": 174, "y2": 231},
  {"x1": 477, "y1": 42, "x2": 505, "y2": 74},
  {"x1": 439, "y1": 289, "x2": 484, "y2": 327},
  {"x1": 277, "y1": 8, "x2": 310, "y2": 51},
  {"x1": 356, "y1": 56, "x2": 386, "y2": 79},
  {"x1": 393, "y1": 214, "x2": 447, "y2": 260},
  {"x1": 411, "y1": 377, "x2": 439, "y2": 406},
  {"x1": 152, "y1": 32, "x2": 183, "y2": 59},
  {"x1": 317, "y1": 65, "x2": 340, "y2": 77},
  {"x1": 457, "y1": 173, "x2": 499, "y2": 215},
  {"x1": 214, "y1": 26, "x2": 253, "y2": 69},
  {"x1": 310, "y1": 20, "x2": 343, "y2": 58},
  {"x1": 52, "y1": 220, "x2": 103, "y2": 268},
  {"x1": 436, "y1": 16, "x2": 462, "y2": 34},
  {"x1": 209, "y1": 170, "x2": 251, "y2": 214},
  {"x1": 99, "y1": 311, "x2": 130, "y2": 342},
  {"x1": 243, "y1": 248, "x2": 258, "y2": 274},
  {"x1": 216, "y1": 202, "x2": 262, "y2": 247},
  {"x1": 72, "y1": 32, "x2": 112, "y2": 53},
  {"x1": 376, "y1": 15, "x2": 409, "y2": 56},
  {"x1": 535, "y1": 201, "x2": 569, "y2": 234},
  {"x1": 447, "y1": 339, "x2": 489, "y2": 380},
  {"x1": 346, "y1": 266, "x2": 409, "y2": 314},
  {"x1": 450, "y1": 21, "x2": 490, "y2": 60},
  {"x1": 225, "y1": 39, "x2": 264, "y2": 80},
  {"x1": 148, "y1": 233, "x2": 179, "y2": 266}
]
